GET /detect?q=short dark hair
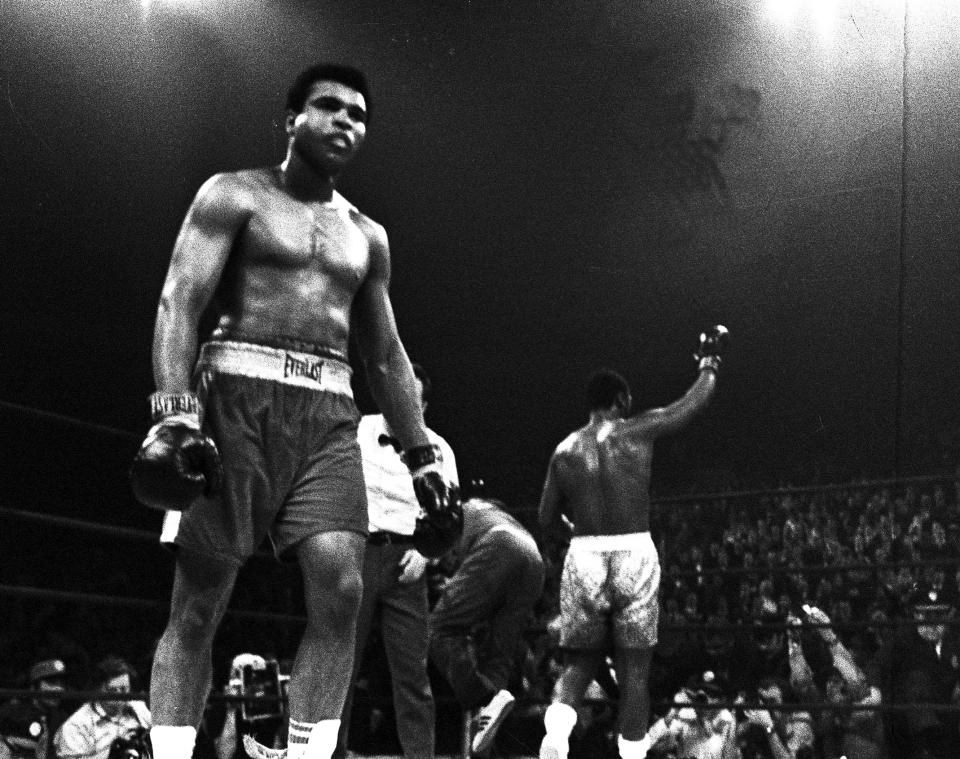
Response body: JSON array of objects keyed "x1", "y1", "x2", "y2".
[
  {"x1": 586, "y1": 368, "x2": 630, "y2": 411},
  {"x1": 91, "y1": 656, "x2": 135, "y2": 687},
  {"x1": 411, "y1": 363, "x2": 432, "y2": 405},
  {"x1": 286, "y1": 64, "x2": 371, "y2": 118}
]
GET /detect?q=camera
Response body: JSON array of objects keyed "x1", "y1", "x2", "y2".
[
  {"x1": 108, "y1": 727, "x2": 152, "y2": 759},
  {"x1": 235, "y1": 661, "x2": 287, "y2": 722},
  {"x1": 684, "y1": 687, "x2": 711, "y2": 704}
]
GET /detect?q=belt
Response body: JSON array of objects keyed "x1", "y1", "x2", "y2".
[{"x1": 367, "y1": 531, "x2": 415, "y2": 546}]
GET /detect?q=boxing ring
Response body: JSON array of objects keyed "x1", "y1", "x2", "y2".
[{"x1": 3, "y1": 398, "x2": 960, "y2": 759}]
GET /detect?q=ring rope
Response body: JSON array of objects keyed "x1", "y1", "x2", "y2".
[
  {"x1": 0, "y1": 505, "x2": 159, "y2": 544},
  {"x1": 8, "y1": 583, "x2": 951, "y2": 634},
  {"x1": 1, "y1": 687, "x2": 956, "y2": 716},
  {"x1": 0, "y1": 399, "x2": 138, "y2": 441},
  {"x1": 0, "y1": 506, "x2": 275, "y2": 559},
  {"x1": 668, "y1": 556, "x2": 959, "y2": 579},
  {"x1": 0, "y1": 584, "x2": 306, "y2": 626}
]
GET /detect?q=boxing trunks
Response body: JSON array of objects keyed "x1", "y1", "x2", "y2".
[
  {"x1": 171, "y1": 340, "x2": 367, "y2": 565},
  {"x1": 558, "y1": 532, "x2": 660, "y2": 649}
]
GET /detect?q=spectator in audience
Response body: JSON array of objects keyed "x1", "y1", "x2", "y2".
[
  {"x1": 880, "y1": 581, "x2": 960, "y2": 759},
  {"x1": 736, "y1": 676, "x2": 814, "y2": 759},
  {"x1": 644, "y1": 671, "x2": 738, "y2": 759},
  {"x1": 728, "y1": 600, "x2": 791, "y2": 696},
  {"x1": 54, "y1": 657, "x2": 150, "y2": 759},
  {"x1": 0, "y1": 659, "x2": 69, "y2": 759},
  {"x1": 789, "y1": 605, "x2": 887, "y2": 759},
  {"x1": 204, "y1": 655, "x2": 285, "y2": 759}
]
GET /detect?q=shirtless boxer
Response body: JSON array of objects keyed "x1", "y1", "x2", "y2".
[
  {"x1": 130, "y1": 64, "x2": 458, "y2": 759},
  {"x1": 537, "y1": 326, "x2": 727, "y2": 759}
]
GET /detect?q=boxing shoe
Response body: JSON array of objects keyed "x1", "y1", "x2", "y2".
[{"x1": 471, "y1": 689, "x2": 515, "y2": 755}]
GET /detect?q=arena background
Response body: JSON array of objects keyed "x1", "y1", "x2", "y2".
[{"x1": 2, "y1": 0, "x2": 960, "y2": 657}]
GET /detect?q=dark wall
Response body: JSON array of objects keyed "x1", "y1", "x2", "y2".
[{"x1": 3, "y1": 0, "x2": 959, "y2": 521}]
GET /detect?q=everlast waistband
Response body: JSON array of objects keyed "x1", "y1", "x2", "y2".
[{"x1": 197, "y1": 340, "x2": 353, "y2": 397}]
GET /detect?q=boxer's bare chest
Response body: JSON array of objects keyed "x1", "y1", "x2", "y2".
[
  {"x1": 238, "y1": 190, "x2": 370, "y2": 287},
  {"x1": 213, "y1": 176, "x2": 372, "y2": 342}
]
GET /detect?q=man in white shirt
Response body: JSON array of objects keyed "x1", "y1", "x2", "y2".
[
  {"x1": 54, "y1": 657, "x2": 151, "y2": 759},
  {"x1": 333, "y1": 364, "x2": 459, "y2": 759}
]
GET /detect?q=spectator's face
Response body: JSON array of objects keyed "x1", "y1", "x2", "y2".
[
  {"x1": 915, "y1": 610, "x2": 950, "y2": 643},
  {"x1": 757, "y1": 684, "x2": 783, "y2": 708},
  {"x1": 34, "y1": 676, "x2": 65, "y2": 709},
  {"x1": 825, "y1": 673, "x2": 846, "y2": 703},
  {"x1": 98, "y1": 673, "x2": 131, "y2": 717}
]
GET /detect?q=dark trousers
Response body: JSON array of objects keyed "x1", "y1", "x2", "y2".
[
  {"x1": 334, "y1": 542, "x2": 434, "y2": 759},
  {"x1": 429, "y1": 529, "x2": 545, "y2": 710}
]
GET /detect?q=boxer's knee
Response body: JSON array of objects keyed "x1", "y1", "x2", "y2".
[
  {"x1": 299, "y1": 530, "x2": 365, "y2": 623},
  {"x1": 329, "y1": 562, "x2": 363, "y2": 617},
  {"x1": 167, "y1": 555, "x2": 237, "y2": 646},
  {"x1": 303, "y1": 560, "x2": 363, "y2": 628}
]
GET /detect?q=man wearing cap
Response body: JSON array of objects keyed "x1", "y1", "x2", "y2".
[
  {"x1": 54, "y1": 657, "x2": 151, "y2": 759},
  {"x1": 0, "y1": 659, "x2": 69, "y2": 759},
  {"x1": 881, "y1": 582, "x2": 960, "y2": 759}
]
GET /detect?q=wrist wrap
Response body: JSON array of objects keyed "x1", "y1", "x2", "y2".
[
  {"x1": 150, "y1": 392, "x2": 200, "y2": 422},
  {"x1": 698, "y1": 355, "x2": 721, "y2": 373},
  {"x1": 402, "y1": 444, "x2": 443, "y2": 473}
]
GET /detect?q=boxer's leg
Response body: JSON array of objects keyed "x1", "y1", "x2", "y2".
[
  {"x1": 286, "y1": 530, "x2": 364, "y2": 759},
  {"x1": 151, "y1": 550, "x2": 239, "y2": 759}
]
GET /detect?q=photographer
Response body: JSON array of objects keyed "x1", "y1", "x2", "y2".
[
  {"x1": 789, "y1": 605, "x2": 887, "y2": 758},
  {"x1": 0, "y1": 659, "x2": 70, "y2": 759},
  {"x1": 208, "y1": 655, "x2": 285, "y2": 759},
  {"x1": 736, "y1": 677, "x2": 813, "y2": 759},
  {"x1": 54, "y1": 658, "x2": 150, "y2": 759},
  {"x1": 641, "y1": 671, "x2": 738, "y2": 759}
]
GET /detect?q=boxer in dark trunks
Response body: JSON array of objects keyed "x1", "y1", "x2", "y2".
[
  {"x1": 132, "y1": 64, "x2": 457, "y2": 759},
  {"x1": 538, "y1": 327, "x2": 727, "y2": 759}
]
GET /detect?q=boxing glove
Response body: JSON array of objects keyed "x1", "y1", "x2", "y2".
[
  {"x1": 403, "y1": 444, "x2": 463, "y2": 558},
  {"x1": 695, "y1": 324, "x2": 729, "y2": 373},
  {"x1": 130, "y1": 393, "x2": 223, "y2": 511}
]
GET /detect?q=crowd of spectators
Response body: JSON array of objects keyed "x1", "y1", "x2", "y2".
[{"x1": 3, "y1": 476, "x2": 960, "y2": 758}]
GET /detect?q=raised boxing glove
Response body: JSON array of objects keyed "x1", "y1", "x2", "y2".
[
  {"x1": 695, "y1": 324, "x2": 729, "y2": 372},
  {"x1": 402, "y1": 444, "x2": 463, "y2": 558},
  {"x1": 130, "y1": 392, "x2": 223, "y2": 511}
]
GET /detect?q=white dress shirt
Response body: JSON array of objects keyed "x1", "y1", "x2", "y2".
[{"x1": 357, "y1": 414, "x2": 459, "y2": 535}]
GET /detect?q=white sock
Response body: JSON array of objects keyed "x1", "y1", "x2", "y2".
[
  {"x1": 300, "y1": 719, "x2": 340, "y2": 759},
  {"x1": 618, "y1": 734, "x2": 651, "y2": 759},
  {"x1": 287, "y1": 719, "x2": 314, "y2": 759},
  {"x1": 542, "y1": 702, "x2": 577, "y2": 758},
  {"x1": 150, "y1": 726, "x2": 197, "y2": 759}
]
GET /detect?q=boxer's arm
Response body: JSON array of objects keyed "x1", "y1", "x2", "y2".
[
  {"x1": 153, "y1": 173, "x2": 249, "y2": 393},
  {"x1": 352, "y1": 222, "x2": 430, "y2": 449},
  {"x1": 627, "y1": 369, "x2": 717, "y2": 439},
  {"x1": 538, "y1": 453, "x2": 566, "y2": 531}
]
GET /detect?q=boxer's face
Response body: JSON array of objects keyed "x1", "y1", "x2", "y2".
[{"x1": 288, "y1": 80, "x2": 367, "y2": 170}]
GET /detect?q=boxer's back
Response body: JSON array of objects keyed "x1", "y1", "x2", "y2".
[{"x1": 553, "y1": 418, "x2": 654, "y2": 536}]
